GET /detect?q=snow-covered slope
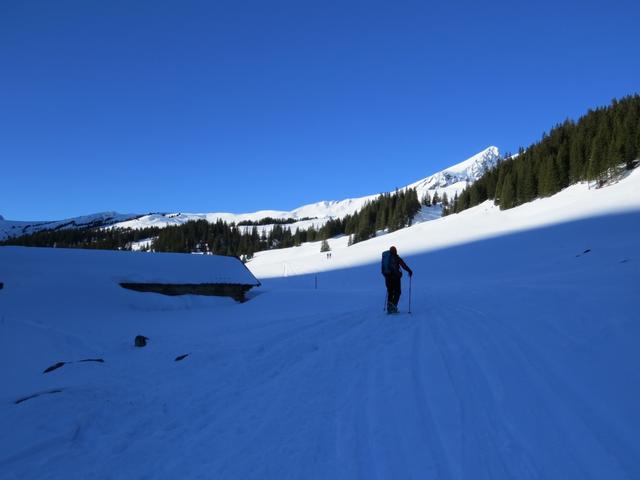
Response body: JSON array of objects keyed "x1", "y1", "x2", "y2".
[
  {"x1": 406, "y1": 145, "x2": 499, "y2": 199},
  {"x1": 248, "y1": 167, "x2": 640, "y2": 278},
  {"x1": 110, "y1": 146, "x2": 499, "y2": 233},
  {"x1": 0, "y1": 147, "x2": 498, "y2": 240},
  {"x1": 0, "y1": 211, "x2": 140, "y2": 241},
  {"x1": 1, "y1": 168, "x2": 638, "y2": 479}
]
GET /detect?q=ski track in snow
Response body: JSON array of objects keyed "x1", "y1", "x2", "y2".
[{"x1": 2, "y1": 286, "x2": 639, "y2": 479}]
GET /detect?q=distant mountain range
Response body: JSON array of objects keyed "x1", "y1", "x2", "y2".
[
  {"x1": 0, "y1": 212, "x2": 141, "y2": 242},
  {"x1": 0, "y1": 146, "x2": 500, "y2": 241}
]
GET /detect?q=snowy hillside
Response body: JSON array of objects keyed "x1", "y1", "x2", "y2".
[
  {"x1": 248, "y1": 167, "x2": 640, "y2": 279},
  {"x1": 0, "y1": 147, "x2": 499, "y2": 241},
  {"x1": 0, "y1": 211, "x2": 140, "y2": 241},
  {"x1": 406, "y1": 145, "x2": 499, "y2": 200},
  {"x1": 109, "y1": 146, "x2": 499, "y2": 233},
  {"x1": 1, "y1": 167, "x2": 638, "y2": 479}
]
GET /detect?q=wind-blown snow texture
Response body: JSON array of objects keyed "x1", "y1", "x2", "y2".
[
  {"x1": 0, "y1": 147, "x2": 499, "y2": 240},
  {"x1": 1, "y1": 168, "x2": 639, "y2": 479}
]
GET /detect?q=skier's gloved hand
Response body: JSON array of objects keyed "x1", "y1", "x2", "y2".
[{"x1": 409, "y1": 270, "x2": 413, "y2": 277}]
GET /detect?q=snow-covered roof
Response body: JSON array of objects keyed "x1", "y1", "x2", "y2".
[{"x1": 0, "y1": 247, "x2": 260, "y2": 286}]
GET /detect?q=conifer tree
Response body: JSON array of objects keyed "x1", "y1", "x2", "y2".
[
  {"x1": 556, "y1": 143, "x2": 570, "y2": 188},
  {"x1": 500, "y1": 172, "x2": 516, "y2": 210},
  {"x1": 569, "y1": 134, "x2": 586, "y2": 182},
  {"x1": 588, "y1": 126, "x2": 609, "y2": 185},
  {"x1": 540, "y1": 157, "x2": 561, "y2": 197}
]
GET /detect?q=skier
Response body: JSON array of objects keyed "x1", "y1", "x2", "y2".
[{"x1": 381, "y1": 246, "x2": 413, "y2": 313}]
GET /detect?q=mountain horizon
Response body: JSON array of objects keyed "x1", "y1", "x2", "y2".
[{"x1": 0, "y1": 146, "x2": 500, "y2": 241}]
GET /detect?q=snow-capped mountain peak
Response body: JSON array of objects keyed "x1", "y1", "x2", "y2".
[{"x1": 408, "y1": 146, "x2": 500, "y2": 193}]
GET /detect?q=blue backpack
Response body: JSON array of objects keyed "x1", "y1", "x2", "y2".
[{"x1": 381, "y1": 250, "x2": 395, "y2": 275}]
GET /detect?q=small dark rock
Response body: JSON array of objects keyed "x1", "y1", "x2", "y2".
[
  {"x1": 174, "y1": 353, "x2": 190, "y2": 362},
  {"x1": 134, "y1": 335, "x2": 149, "y2": 347},
  {"x1": 43, "y1": 362, "x2": 66, "y2": 374}
]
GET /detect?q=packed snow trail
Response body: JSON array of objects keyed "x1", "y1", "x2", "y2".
[{"x1": 1, "y1": 213, "x2": 639, "y2": 477}]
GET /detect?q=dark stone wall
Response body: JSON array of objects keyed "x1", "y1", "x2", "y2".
[{"x1": 119, "y1": 283, "x2": 254, "y2": 302}]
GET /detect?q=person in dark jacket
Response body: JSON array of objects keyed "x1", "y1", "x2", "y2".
[{"x1": 382, "y1": 246, "x2": 413, "y2": 313}]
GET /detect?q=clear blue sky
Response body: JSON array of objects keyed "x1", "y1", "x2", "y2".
[{"x1": 1, "y1": 0, "x2": 639, "y2": 220}]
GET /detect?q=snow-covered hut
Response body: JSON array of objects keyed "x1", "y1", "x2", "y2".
[
  {"x1": 0, "y1": 247, "x2": 260, "y2": 302},
  {"x1": 119, "y1": 252, "x2": 261, "y2": 301}
]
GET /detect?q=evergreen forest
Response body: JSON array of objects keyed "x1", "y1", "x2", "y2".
[{"x1": 452, "y1": 95, "x2": 640, "y2": 213}]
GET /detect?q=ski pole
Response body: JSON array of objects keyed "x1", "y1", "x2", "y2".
[
  {"x1": 408, "y1": 276, "x2": 412, "y2": 314},
  {"x1": 383, "y1": 292, "x2": 388, "y2": 312}
]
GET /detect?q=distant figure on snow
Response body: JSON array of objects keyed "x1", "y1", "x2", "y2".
[{"x1": 381, "y1": 246, "x2": 413, "y2": 313}]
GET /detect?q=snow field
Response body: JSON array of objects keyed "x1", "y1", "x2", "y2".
[{"x1": 0, "y1": 168, "x2": 639, "y2": 479}]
